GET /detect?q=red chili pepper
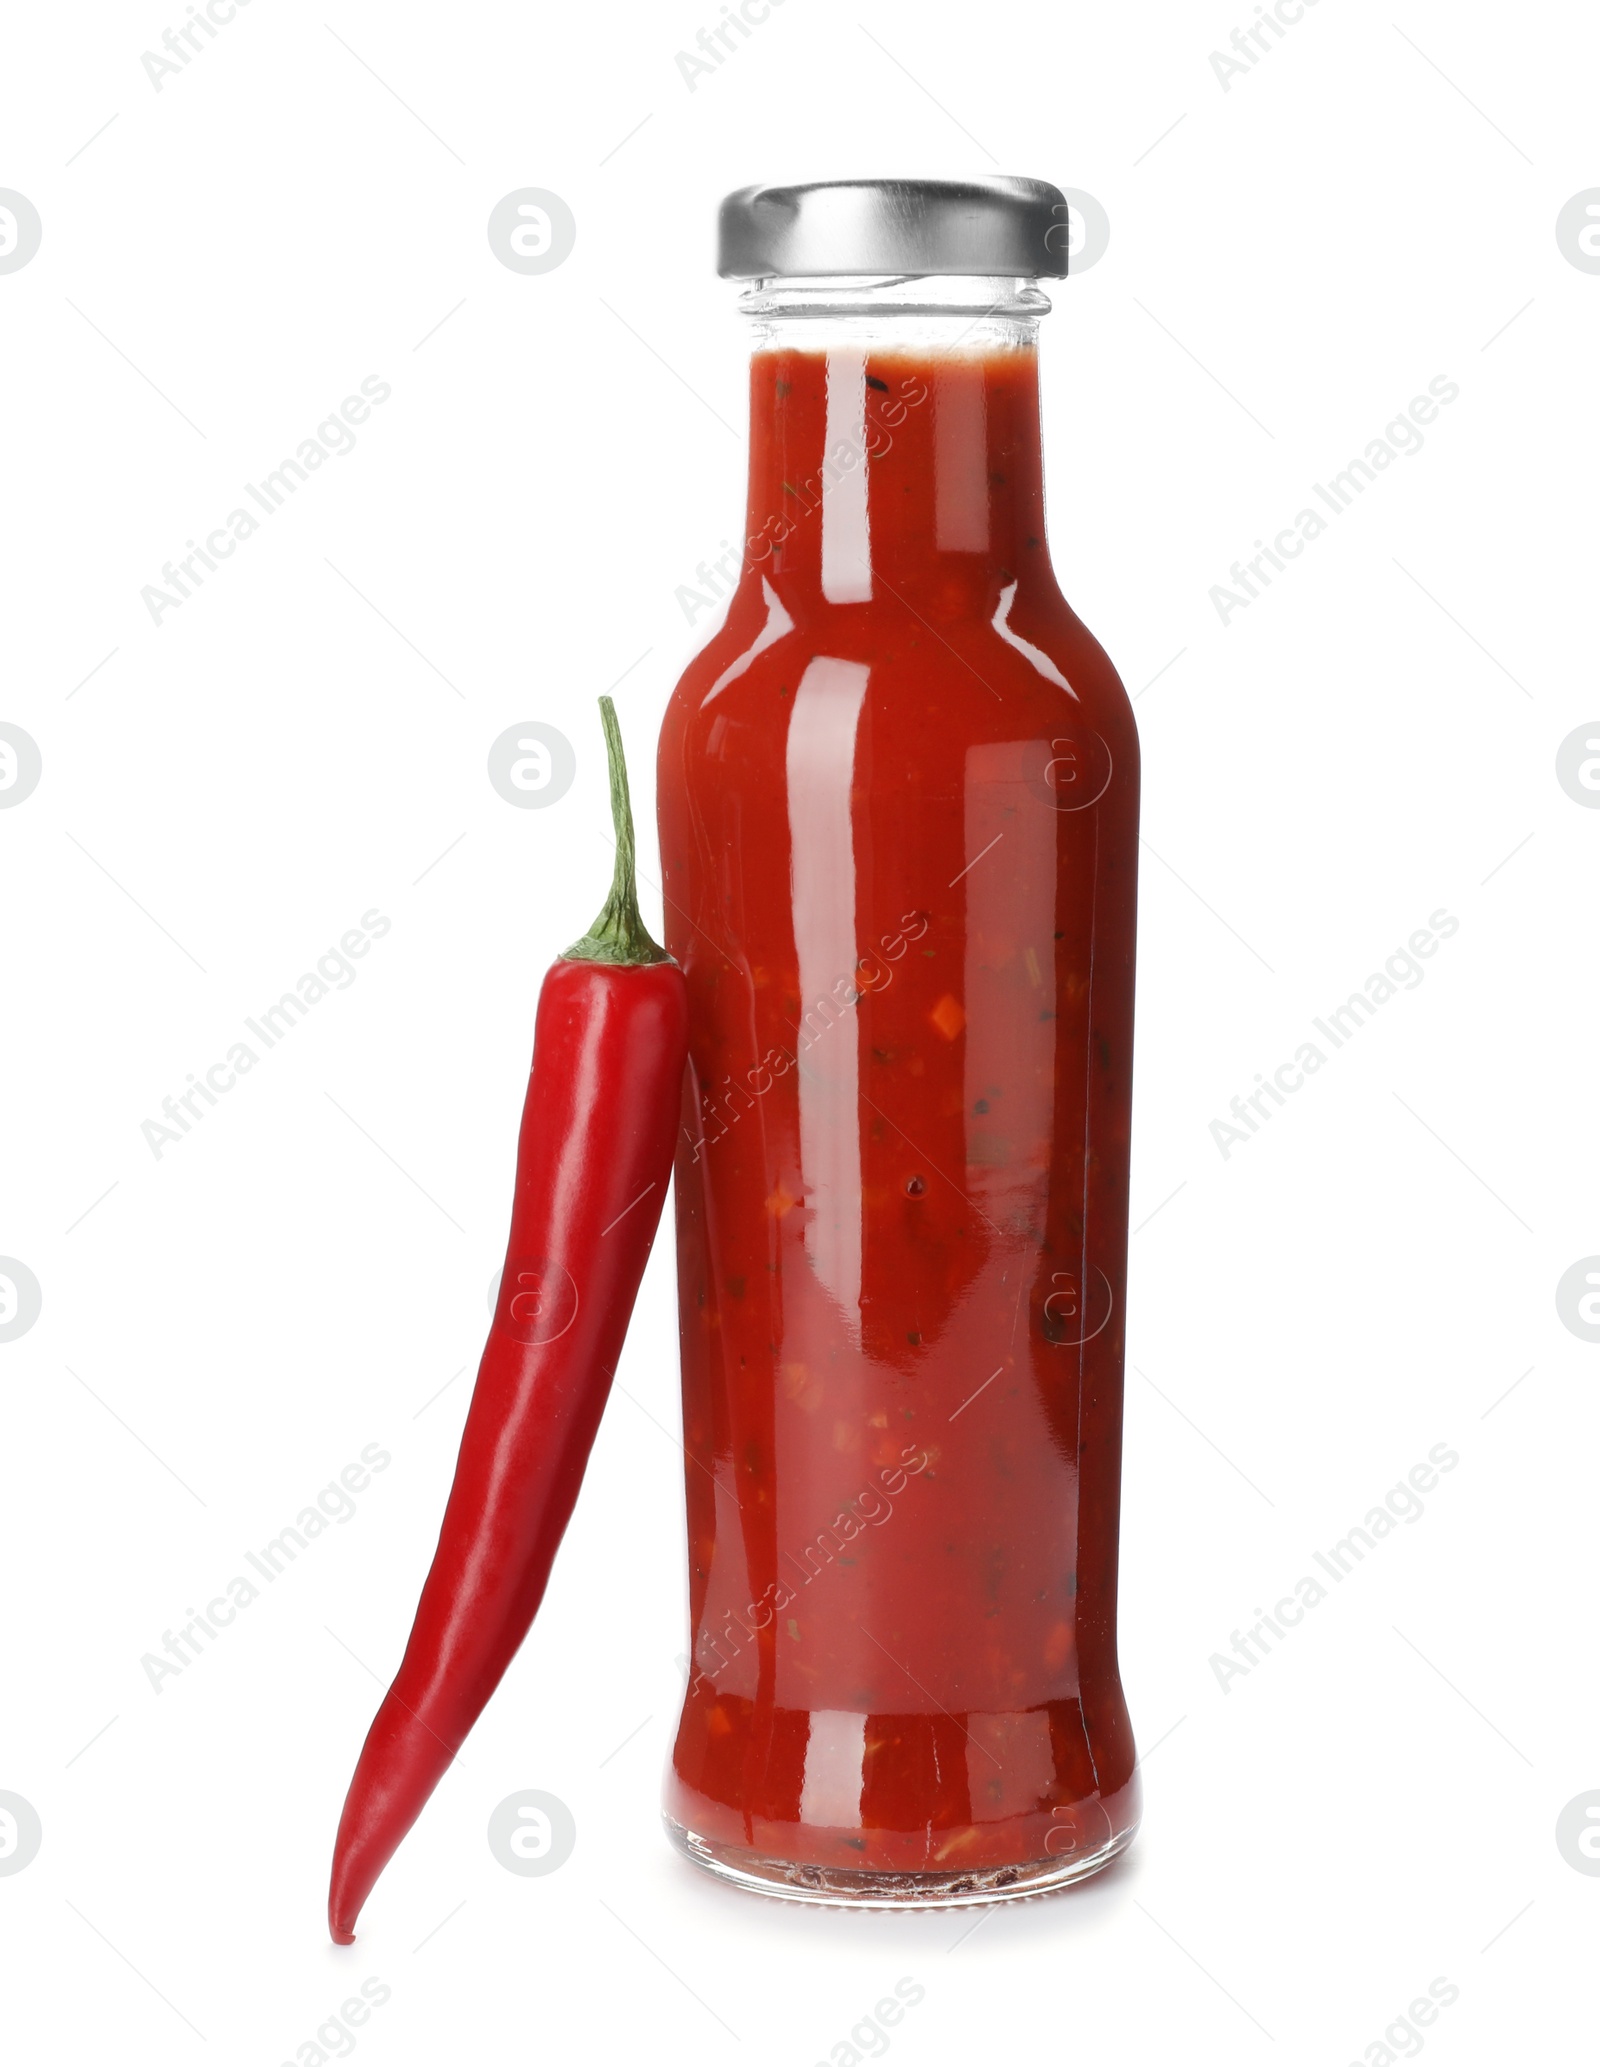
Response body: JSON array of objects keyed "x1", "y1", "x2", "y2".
[{"x1": 327, "y1": 698, "x2": 687, "y2": 1944}]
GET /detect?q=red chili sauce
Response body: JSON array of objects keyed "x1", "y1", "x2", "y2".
[{"x1": 657, "y1": 335, "x2": 1139, "y2": 1884}]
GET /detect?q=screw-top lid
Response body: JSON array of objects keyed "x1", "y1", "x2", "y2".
[{"x1": 717, "y1": 177, "x2": 1071, "y2": 280}]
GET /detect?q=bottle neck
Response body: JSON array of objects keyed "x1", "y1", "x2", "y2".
[{"x1": 736, "y1": 276, "x2": 1055, "y2": 617}]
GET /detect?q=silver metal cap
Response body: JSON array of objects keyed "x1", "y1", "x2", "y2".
[{"x1": 717, "y1": 178, "x2": 1070, "y2": 280}]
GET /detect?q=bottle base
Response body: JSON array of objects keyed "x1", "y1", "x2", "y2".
[{"x1": 663, "y1": 1814, "x2": 1136, "y2": 1909}]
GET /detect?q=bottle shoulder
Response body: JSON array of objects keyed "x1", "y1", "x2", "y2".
[{"x1": 662, "y1": 577, "x2": 1136, "y2": 760}]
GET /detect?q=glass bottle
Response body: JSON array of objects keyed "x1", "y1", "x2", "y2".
[{"x1": 656, "y1": 181, "x2": 1140, "y2": 1904}]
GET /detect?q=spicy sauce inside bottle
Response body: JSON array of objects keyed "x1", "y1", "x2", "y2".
[{"x1": 657, "y1": 301, "x2": 1140, "y2": 1896}]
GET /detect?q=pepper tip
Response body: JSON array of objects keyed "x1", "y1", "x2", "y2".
[{"x1": 328, "y1": 1872, "x2": 361, "y2": 1945}]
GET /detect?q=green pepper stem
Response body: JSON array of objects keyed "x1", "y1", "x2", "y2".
[{"x1": 561, "y1": 696, "x2": 672, "y2": 967}]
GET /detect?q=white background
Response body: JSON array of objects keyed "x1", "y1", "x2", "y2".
[{"x1": 3, "y1": 1, "x2": 1596, "y2": 2060}]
